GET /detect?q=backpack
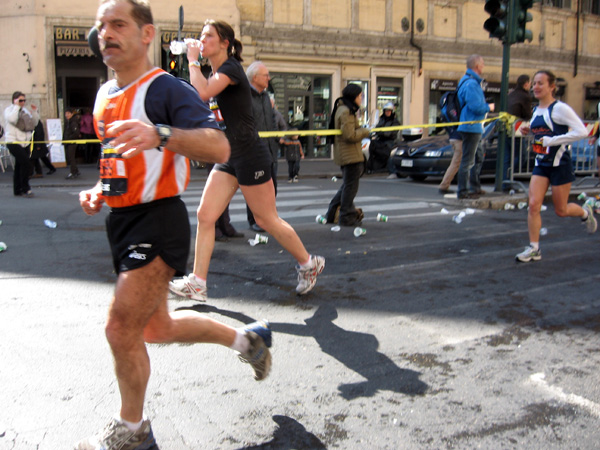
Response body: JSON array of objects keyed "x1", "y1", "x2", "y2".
[{"x1": 439, "y1": 76, "x2": 472, "y2": 124}]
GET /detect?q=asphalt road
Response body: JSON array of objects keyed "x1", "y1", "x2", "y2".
[{"x1": 1, "y1": 168, "x2": 599, "y2": 449}]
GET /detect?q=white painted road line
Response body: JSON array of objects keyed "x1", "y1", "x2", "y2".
[{"x1": 530, "y1": 373, "x2": 600, "y2": 418}]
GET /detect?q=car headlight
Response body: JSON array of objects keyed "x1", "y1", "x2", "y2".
[
  {"x1": 424, "y1": 150, "x2": 443, "y2": 157},
  {"x1": 395, "y1": 149, "x2": 406, "y2": 156}
]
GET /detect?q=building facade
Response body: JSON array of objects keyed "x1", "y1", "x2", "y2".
[{"x1": 1, "y1": 0, "x2": 598, "y2": 158}]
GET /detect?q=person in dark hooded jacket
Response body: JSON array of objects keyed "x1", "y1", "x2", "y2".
[
  {"x1": 63, "y1": 107, "x2": 81, "y2": 179},
  {"x1": 30, "y1": 119, "x2": 56, "y2": 177},
  {"x1": 369, "y1": 102, "x2": 400, "y2": 172}
]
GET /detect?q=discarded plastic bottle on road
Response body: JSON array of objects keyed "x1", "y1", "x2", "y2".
[
  {"x1": 577, "y1": 192, "x2": 587, "y2": 201},
  {"x1": 452, "y1": 211, "x2": 466, "y2": 224},
  {"x1": 504, "y1": 203, "x2": 515, "y2": 210},
  {"x1": 353, "y1": 227, "x2": 366, "y2": 237},
  {"x1": 440, "y1": 208, "x2": 449, "y2": 215},
  {"x1": 517, "y1": 202, "x2": 528, "y2": 210},
  {"x1": 595, "y1": 200, "x2": 600, "y2": 215},
  {"x1": 540, "y1": 205, "x2": 547, "y2": 211},
  {"x1": 330, "y1": 225, "x2": 341, "y2": 232},
  {"x1": 248, "y1": 234, "x2": 268, "y2": 246},
  {"x1": 0, "y1": 242, "x2": 6, "y2": 252},
  {"x1": 540, "y1": 227, "x2": 548, "y2": 236},
  {"x1": 316, "y1": 215, "x2": 327, "y2": 224},
  {"x1": 509, "y1": 189, "x2": 515, "y2": 196},
  {"x1": 376, "y1": 213, "x2": 388, "y2": 222},
  {"x1": 331, "y1": 176, "x2": 338, "y2": 182},
  {"x1": 44, "y1": 219, "x2": 57, "y2": 228}
]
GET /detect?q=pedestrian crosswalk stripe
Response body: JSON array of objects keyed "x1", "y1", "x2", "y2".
[{"x1": 181, "y1": 184, "x2": 430, "y2": 224}]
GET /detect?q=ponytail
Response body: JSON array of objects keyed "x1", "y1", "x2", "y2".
[{"x1": 230, "y1": 38, "x2": 244, "y2": 62}]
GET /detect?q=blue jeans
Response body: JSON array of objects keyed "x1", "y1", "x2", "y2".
[{"x1": 457, "y1": 132, "x2": 483, "y2": 197}]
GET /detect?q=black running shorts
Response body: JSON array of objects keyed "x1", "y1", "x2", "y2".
[
  {"x1": 532, "y1": 163, "x2": 575, "y2": 186},
  {"x1": 214, "y1": 138, "x2": 273, "y2": 186},
  {"x1": 106, "y1": 196, "x2": 190, "y2": 275}
]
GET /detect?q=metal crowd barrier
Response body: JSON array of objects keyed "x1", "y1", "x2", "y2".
[
  {"x1": 0, "y1": 144, "x2": 13, "y2": 173},
  {"x1": 503, "y1": 119, "x2": 599, "y2": 192},
  {"x1": 572, "y1": 120, "x2": 599, "y2": 187}
]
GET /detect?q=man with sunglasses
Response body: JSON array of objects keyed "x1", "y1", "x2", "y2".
[{"x1": 4, "y1": 91, "x2": 39, "y2": 197}]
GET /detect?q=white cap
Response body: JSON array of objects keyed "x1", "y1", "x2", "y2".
[{"x1": 383, "y1": 102, "x2": 394, "y2": 110}]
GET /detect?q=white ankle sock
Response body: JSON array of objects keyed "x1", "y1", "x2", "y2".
[
  {"x1": 299, "y1": 256, "x2": 312, "y2": 268},
  {"x1": 189, "y1": 274, "x2": 206, "y2": 286},
  {"x1": 230, "y1": 329, "x2": 250, "y2": 353},
  {"x1": 121, "y1": 417, "x2": 143, "y2": 432},
  {"x1": 530, "y1": 242, "x2": 539, "y2": 251}
]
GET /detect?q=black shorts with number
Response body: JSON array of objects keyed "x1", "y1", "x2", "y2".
[
  {"x1": 106, "y1": 196, "x2": 190, "y2": 275},
  {"x1": 213, "y1": 138, "x2": 273, "y2": 186}
]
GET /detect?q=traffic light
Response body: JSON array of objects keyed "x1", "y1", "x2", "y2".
[
  {"x1": 513, "y1": 0, "x2": 538, "y2": 43},
  {"x1": 168, "y1": 53, "x2": 178, "y2": 75},
  {"x1": 484, "y1": 0, "x2": 509, "y2": 41}
]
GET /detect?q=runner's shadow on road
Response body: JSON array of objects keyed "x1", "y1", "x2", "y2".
[
  {"x1": 176, "y1": 303, "x2": 428, "y2": 399},
  {"x1": 235, "y1": 415, "x2": 326, "y2": 450},
  {"x1": 175, "y1": 303, "x2": 259, "y2": 325},
  {"x1": 273, "y1": 304, "x2": 428, "y2": 400}
]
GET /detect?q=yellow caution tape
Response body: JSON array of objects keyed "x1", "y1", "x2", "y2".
[
  {"x1": 4, "y1": 113, "x2": 514, "y2": 144},
  {"x1": 4, "y1": 139, "x2": 101, "y2": 145},
  {"x1": 259, "y1": 113, "x2": 511, "y2": 138}
]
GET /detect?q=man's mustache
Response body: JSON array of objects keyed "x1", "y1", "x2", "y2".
[{"x1": 102, "y1": 42, "x2": 120, "y2": 50}]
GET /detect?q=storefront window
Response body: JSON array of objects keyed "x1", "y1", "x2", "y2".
[
  {"x1": 547, "y1": 0, "x2": 572, "y2": 8},
  {"x1": 584, "y1": 85, "x2": 600, "y2": 120},
  {"x1": 271, "y1": 73, "x2": 332, "y2": 158}
]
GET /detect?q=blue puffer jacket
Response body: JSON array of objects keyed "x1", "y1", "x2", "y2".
[{"x1": 457, "y1": 69, "x2": 490, "y2": 134}]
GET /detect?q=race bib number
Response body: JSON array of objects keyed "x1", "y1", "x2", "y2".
[
  {"x1": 532, "y1": 140, "x2": 548, "y2": 155},
  {"x1": 99, "y1": 142, "x2": 128, "y2": 196}
]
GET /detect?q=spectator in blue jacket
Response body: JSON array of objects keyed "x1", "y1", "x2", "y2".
[{"x1": 456, "y1": 55, "x2": 494, "y2": 199}]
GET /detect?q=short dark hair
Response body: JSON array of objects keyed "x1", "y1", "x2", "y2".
[
  {"x1": 342, "y1": 83, "x2": 363, "y2": 101},
  {"x1": 517, "y1": 74, "x2": 530, "y2": 88},
  {"x1": 99, "y1": 0, "x2": 153, "y2": 27},
  {"x1": 12, "y1": 91, "x2": 25, "y2": 102}
]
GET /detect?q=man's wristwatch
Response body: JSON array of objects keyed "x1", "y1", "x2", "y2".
[
  {"x1": 189, "y1": 60, "x2": 201, "y2": 68},
  {"x1": 156, "y1": 124, "x2": 172, "y2": 150}
]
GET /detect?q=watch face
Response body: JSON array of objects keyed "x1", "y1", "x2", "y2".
[
  {"x1": 159, "y1": 126, "x2": 171, "y2": 137},
  {"x1": 157, "y1": 125, "x2": 171, "y2": 149}
]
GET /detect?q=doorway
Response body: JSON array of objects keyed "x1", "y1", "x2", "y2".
[{"x1": 376, "y1": 78, "x2": 404, "y2": 124}]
